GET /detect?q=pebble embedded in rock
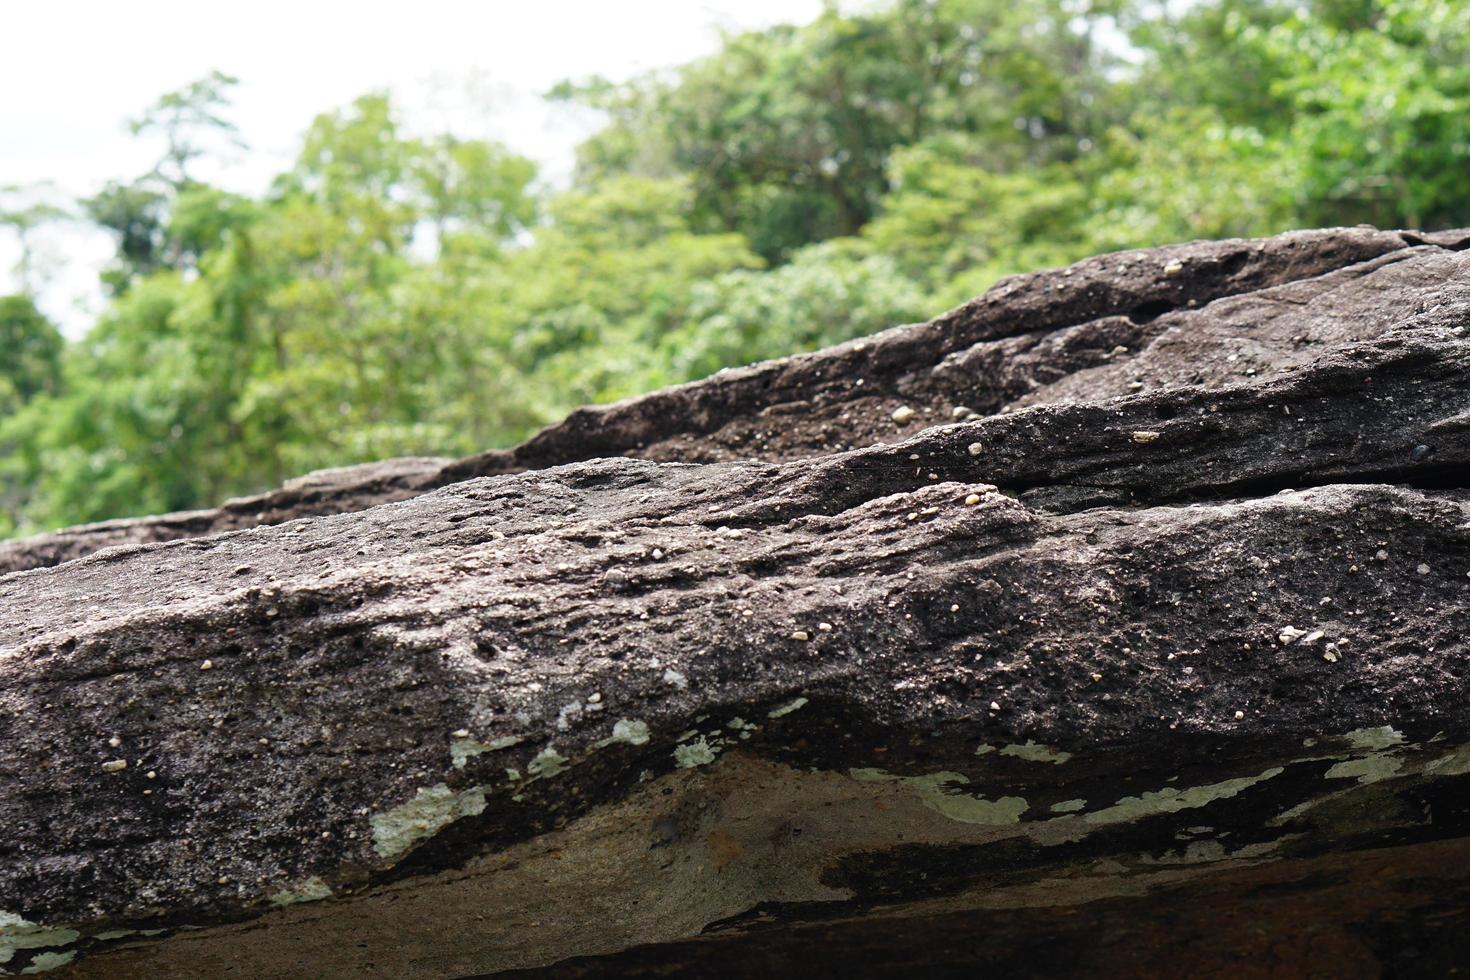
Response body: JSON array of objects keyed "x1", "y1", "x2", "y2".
[
  {"x1": 1164, "y1": 260, "x2": 1184, "y2": 275},
  {"x1": 101, "y1": 760, "x2": 127, "y2": 773},
  {"x1": 891, "y1": 406, "x2": 915, "y2": 423},
  {"x1": 1132, "y1": 431, "x2": 1161, "y2": 444},
  {"x1": 967, "y1": 442, "x2": 983, "y2": 456},
  {"x1": 791, "y1": 631, "x2": 810, "y2": 641}
]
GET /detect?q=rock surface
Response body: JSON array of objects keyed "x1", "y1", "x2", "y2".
[
  {"x1": 1, "y1": 226, "x2": 1468, "y2": 978},
  {"x1": 6, "y1": 224, "x2": 1468, "y2": 575}
]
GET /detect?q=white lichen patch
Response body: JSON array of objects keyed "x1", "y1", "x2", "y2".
[
  {"x1": 596, "y1": 719, "x2": 651, "y2": 748},
  {"x1": 849, "y1": 769, "x2": 1028, "y2": 825},
  {"x1": 0, "y1": 913, "x2": 79, "y2": 968},
  {"x1": 370, "y1": 783, "x2": 487, "y2": 860},
  {"x1": 1084, "y1": 768, "x2": 1284, "y2": 826},
  {"x1": 673, "y1": 738, "x2": 718, "y2": 769},
  {"x1": 767, "y1": 697, "x2": 807, "y2": 718},
  {"x1": 268, "y1": 876, "x2": 333, "y2": 908},
  {"x1": 999, "y1": 741, "x2": 1073, "y2": 765},
  {"x1": 450, "y1": 735, "x2": 523, "y2": 769}
]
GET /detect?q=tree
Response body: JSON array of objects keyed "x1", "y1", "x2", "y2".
[
  {"x1": 86, "y1": 72, "x2": 250, "y2": 293},
  {"x1": 0, "y1": 184, "x2": 71, "y2": 296},
  {"x1": 129, "y1": 69, "x2": 247, "y2": 189}
]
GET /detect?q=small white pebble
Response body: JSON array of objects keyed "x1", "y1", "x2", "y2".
[
  {"x1": 101, "y1": 759, "x2": 127, "y2": 773},
  {"x1": 1417, "y1": 563, "x2": 1430, "y2": 575},
  {"x1": 818, "y1": 622, "x2": 833, "y2": 632},
  {"x1": 950, "y1": 604, "x2": 959, "y2": 613},
  {"x1": 989, "y1": 701, "x2": 1001, "y2": 711},
  {"x1": 146, "y1": 770, "x2": 157, "y2": 780},
  {"x1": 1164, "y1": 260, "x2": 1184, "y2": 275},
  {"x1": 258, "y1": 738, "x2": 270, "y2": 746},
  {"x1": 1090, "y1": 673, "x2": 1103, "y2": 683},
  {"x1": 967, "y1": 442, "x2": 983, "y2": 456},
  {"x1": 651, "y1": 548, "x2": 665, "y2": 560},
  {"x1": 951, "y1": 406, "x2": 973, "y2": 419},
  {"x1": 964, "y1": 493, "x2": 981, "y2": 506},
  {"x1": 1132, "y1": 430, "x2": 1161, "y2": 444},
  {"x1": 891, "y1": 406, "x2": 915, "y2": 423},
  {"x1": 587, "y1": 692, "x2": 602, "y2": 703},
  {"x1": 200, "y1": 660, "x2": 214, "y2": 671},
  {"x1": 1234, "y1": 710, "x2": 1246, "y2": 721},
  {"x1": 1375, "y1": 549, "x2": 1389, "y2": 561},
  {"x1": 451, "y1": 728, "x2": 471, "y2": 738},
  {"x1": 791, "y1": 631, "x2": 810, "y2": 641},
  {"x1": 108, "y1": 736, "x2": 122, "y2": 748}
]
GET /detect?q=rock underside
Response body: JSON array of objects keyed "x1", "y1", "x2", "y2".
[{"x1": 0, "y1": 226, "x2": 1468, "y2": 978}]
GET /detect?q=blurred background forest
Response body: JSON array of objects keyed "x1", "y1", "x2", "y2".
[{"x1": 3, "y1": 0, "x2": 1469, "y2": 538}]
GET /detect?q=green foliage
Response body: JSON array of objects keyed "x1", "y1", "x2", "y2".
[
  {"x1": 559, "y1": 0, "x2": 1123, "y2": 262},
  {"x1": 6, "y1": 1, "x2": 1470, "y2": 538},
  {"x1": 663, "y1": 241, "x2": 931, "y2": 382}
]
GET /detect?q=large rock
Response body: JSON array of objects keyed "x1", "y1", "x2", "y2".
[
  {"x1": 1, "y1": 227, "x2": 1468, "y2": 977},
  {"x1": 5, "y1": 224, "x2": 1466, "y2": 575}
]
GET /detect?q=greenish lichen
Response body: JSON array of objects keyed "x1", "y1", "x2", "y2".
[
  {"x1": 1427, "y1": 744, "x2": 1470, "y2": 777},
  {"x1": 595, "y1": 719, "x2": 651, "y2": 748},
  {"x1": 370, "y1": 783, "x2": 487, "y2": 859},
  {"x1": 1051, "y1": 798, "x2": 1087, "y2": 813},
  {"x1": 999, "y1": 741, "x2": 1072, "y2": 764},
  {"x1": 527, "y1": 748, "x2": 569, "y2": 779},
  {"x1": 1325, "y1": 754, "x2": 1403, "y2": 784},
  {"x1": 1084, "y1": 768, "x2": 1284, "y2": 826},
  {"x1": 1342, "y1": 726, "x2": 1405, "y2": 751},
  {"x1": 673, "y1": 738, "x2": 718, "y2": 768},
  {"x1": 767, "y1": 697, "x2": 808, "y2": 718},
  {"x1": 0, "y1": 913, "x2": 79, "y2": 969},
  {"x1": 19, "y1": 950, "x2": 75, "y2": 973},
  {"x1": 451, "y1": 735, "x2": 523, "y2": 769},
  {"x1": 268, "y1": 876, "x2": 333, "y2": 908},
  {"x1": 849, "y1": 768, "x2": 1027, "y2": 825}
]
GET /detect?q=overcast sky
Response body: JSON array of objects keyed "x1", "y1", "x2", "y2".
[{"x1": 1, "y1": 0, "x2": 826, "y2": 334}]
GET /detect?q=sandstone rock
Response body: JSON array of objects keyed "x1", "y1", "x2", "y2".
[
  {"x1": 5, "y1": 224, "x2": 1465, "y2": 575},
  {"x1": 1, "y1": 228, "x2": 1468, "y2": 977}
]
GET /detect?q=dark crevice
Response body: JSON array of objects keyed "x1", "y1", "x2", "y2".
[
  {"x1": 1399, "y1": 230, "x2": 1470, "y2": 251},
  {"x1": 1031, "y1": 460, "x2": 1470, "y2": 518},
  {"x1": 1127, "y1": 299, "x2": 1176, "y2": 325}
]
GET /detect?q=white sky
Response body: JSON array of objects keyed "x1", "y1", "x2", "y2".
[{"x1": 1, "y1": 0, "x2": 827, "y2": 334}]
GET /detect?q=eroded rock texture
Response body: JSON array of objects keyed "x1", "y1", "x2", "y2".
[{"x1": 1, "y1": 226, "x2": 1468, "y2": 978}]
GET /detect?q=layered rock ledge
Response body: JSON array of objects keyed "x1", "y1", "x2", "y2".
[{"x1": 1, "y1": 227, "x2": 1468, "y2": 977}]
